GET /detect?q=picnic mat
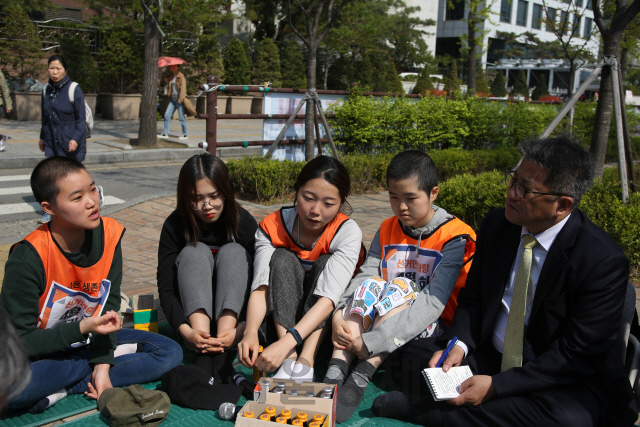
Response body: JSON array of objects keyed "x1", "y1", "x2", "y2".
[{"x1": 0, "y1": 321, "x2": 419, "y2": 426}]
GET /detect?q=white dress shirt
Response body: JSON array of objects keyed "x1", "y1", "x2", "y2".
[{"x1": 455, "y1": 214, "x2": 571, "y2": 358}]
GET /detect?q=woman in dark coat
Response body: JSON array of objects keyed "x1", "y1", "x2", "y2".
[
  {"x1": 38, "y1": 55, "x2": 86, "y2": 162},
  {"x1": 37, "y1": 55, "x2": 89, "y2": 223}
]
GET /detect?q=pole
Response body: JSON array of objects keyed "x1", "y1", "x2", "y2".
[
  {"x1": 265, "y1": 95, "x2": 309, "y2": 157},
  {"x1": 314, "y1": 96, "x2": 339, "y2": 158},
  {"x1": 200, "y1": 75, "x2": 218, "y2": 155},
  {"x1": 609, "y1": 57, "x2": 629, "y2": 204},
  {"x1": 541, "y1": 65, "x2": 602, "y2": 138},
  {"x1": 313, "y1": 99, "x2": 323, "y2": 156},
  {"x1": 617, "y1": 65, "x2": 637, "y2": 192}
]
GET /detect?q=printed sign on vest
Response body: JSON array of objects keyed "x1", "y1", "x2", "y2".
[
  {"x1": 38, "y1": 279, "x2": 111, "y2": 332},
  {"x1": 381, "y1": 244, "x2": 444, "y2": 289}
]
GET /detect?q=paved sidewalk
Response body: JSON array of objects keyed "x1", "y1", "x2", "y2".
[
  {"x1": 1, "y1": 192, "x2": 639, "y2": 317},
  {"x1": 0, "y1": 118, "x2": 263, "y2": 168}
]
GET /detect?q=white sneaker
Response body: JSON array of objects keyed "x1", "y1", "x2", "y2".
[
  {"x1": 38, "y1": 213, "x2": 51, "y2": 224},
  {"x1": 97, "y1": 185, "x2": 105, "y2": 208},
  {"x1": 179, "y1": 134, "x2": 188, "y2": 140},
  {"x1": 159, "y1": 133, "x2": 168, "y2": 137},
  {"x1": 0, "y1": 135, "x2": 6, "y2": 152}
]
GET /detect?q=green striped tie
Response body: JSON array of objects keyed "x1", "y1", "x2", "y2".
[{"x1": 501, "y1": 234, "x2": 537, "y2": 372}]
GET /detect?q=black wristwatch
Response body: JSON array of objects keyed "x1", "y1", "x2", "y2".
[{"x1": 287, "y1": 327, "x2": 303, "y2": 346}]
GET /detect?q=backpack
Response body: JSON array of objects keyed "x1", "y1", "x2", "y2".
[{"x1": 43, "y1": 81, "x2": 94, "y2": 138}]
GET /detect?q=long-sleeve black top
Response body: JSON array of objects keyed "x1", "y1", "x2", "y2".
[{"x1": 157, "y1": 207, "x2": 258, "y2": 333}]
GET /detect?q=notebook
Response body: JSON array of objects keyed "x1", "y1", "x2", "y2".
[{"x1": 422, "y1": 366, "x2": 474, "y2": 401}]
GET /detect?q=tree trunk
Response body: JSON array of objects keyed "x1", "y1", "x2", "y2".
[
  {"x1": 305, "y1": 42, "x2": 317, "y2": 161},
  {"x1": 138, "y1": 0, "x2": 160, "y2": 148},
  {"x1": 466, "y1": 7, "x2": 477, "y2": 93},
  {"x1": 590, "y1": 31, "x2": 622, "y2": 180}
]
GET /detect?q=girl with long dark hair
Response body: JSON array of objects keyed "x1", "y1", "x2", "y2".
[
  {"x1": 157, "y1": 153, "x2": 257, "y2": 381},
  {"x1": 238, "y1": 156, "x2": 364, "y2": 383}
]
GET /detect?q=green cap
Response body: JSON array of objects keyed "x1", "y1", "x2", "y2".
[{"x1": 98, "y1": 384, "x2": 170, "y2": 427}]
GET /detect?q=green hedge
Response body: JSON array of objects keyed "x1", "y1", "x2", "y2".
[
  {"x1": 436, "y1": 168, "x2": 640, "y2": 269},
  {"x1": 328, "y1": 94, "x2": 640, "y2": 154},
  {"x1": 227, "y1": 148, "x2": 521, "y2": 203}
]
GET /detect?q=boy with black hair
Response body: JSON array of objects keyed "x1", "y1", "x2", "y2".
[
  {"x1": 0, "y1": 157, "x2": 182, "y2": 413},
  {"x1": 325, "y1": 150, "x2": 476, "y2": 423}
]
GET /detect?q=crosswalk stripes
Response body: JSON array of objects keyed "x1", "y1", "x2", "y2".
[{"x1": 0, "y1": 174, "x2": 125, "y2": 218}]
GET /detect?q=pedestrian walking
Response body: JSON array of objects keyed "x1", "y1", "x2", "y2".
[
  {"x1": 38, "y1": 55, "x2": 102, "y2": 223},
  {"x1": 0, "y1": 69, "x2": 12, "y2": 152},
  {"x1": 160, "y1": 63, "x2": 188, "y2": 139}
]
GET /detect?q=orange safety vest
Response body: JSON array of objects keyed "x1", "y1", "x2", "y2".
[
  {"x1": 14, "y1": 217, "x2": 125, "y2": 331},
  {"x1": 259, "y1": 208, "x2": 365, "y2": 273},
  {"x1": 378, "y1": 216, "x2": 476, "y2": 326}
]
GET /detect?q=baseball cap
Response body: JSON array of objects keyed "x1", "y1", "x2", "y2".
[
  {"x1": 160, "y1": 365, "x2": 243, "y2": 410},
  {"x1": 98, "y1": 384, "x2": 170, "y2": 427}
]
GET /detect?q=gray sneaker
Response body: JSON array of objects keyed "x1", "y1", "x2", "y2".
[
  {"x1": 97, "y1": 185, "x2": 105, "y2": 208},
  {"x1": 38, "y1": 213, "x2": 51, "y2": 224},
  {"x1": 0, "y1": 135, "x2": 6, "y2": 152}
]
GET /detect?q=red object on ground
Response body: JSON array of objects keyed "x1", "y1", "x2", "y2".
[{"x1": 158, "y1": 57, "x2": 186, "y2": 67}]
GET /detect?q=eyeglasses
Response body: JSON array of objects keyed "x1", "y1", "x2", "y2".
[
  {"x1": 190, "y1": 194, "x2": 224, "y2": 210},
  {"x1": 504, "y1": 171, "x2": 571, "y2": 200}
]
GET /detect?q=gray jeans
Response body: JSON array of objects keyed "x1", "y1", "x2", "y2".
[
  {"x1": 260, "y1": 248, "x2": 331, "y2": 344},
  {"x1": 176, "y1": 242, "x2": 252, "y2": 324}
]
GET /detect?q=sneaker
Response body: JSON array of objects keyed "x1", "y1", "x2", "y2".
[
  {"x1": 38, "y1": 213, "x2": 51, "y2": 224},
  {"x1": 179, "y1": 134, "x2": 188, "y2": 140},
  {"x1": 0, "y1": 135, "x2": 6, "y2": 152},
  {"x1": 97, "y1": 185, "x2": 105, "y2": 208},
  {"x1": 159, "y1": 133, "x2": 168, "y2": 137}
]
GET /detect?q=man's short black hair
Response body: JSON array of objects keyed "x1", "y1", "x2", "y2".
[
  {"x1": 387, "y1": 150, "x2": 438, "y2": 193},
  {"x1": 519, "y1": 135, "x2": 594, "y2": 207},
  {"x1": 31, "y1": 157, "x2": 87, "y2": 204}
]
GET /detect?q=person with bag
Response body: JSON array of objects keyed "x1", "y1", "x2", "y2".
[
  {"x1": 160, "y1": 64, "x2": 188, "y2": 140},
  {"x1": 0, "y1": 69, "x2": 12, "y2": 152},
  {"x1": 37, "y1": 55, "x2": 101, "y2": 224}
]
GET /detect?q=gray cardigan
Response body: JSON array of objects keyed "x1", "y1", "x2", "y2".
[{"x1": 336, "y1": 206, "x2": 468, "y2": 356}]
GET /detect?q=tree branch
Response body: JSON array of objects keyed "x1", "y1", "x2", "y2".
[
  {"x1": 591, "y1": 0, "x2": 607, "y2": 34},
  {"x1": 288, "y1": 0, "x2": 310, "y2": 46},
  {"x1": 616, "y1": 0, "x2": 640, "y2": 29}
]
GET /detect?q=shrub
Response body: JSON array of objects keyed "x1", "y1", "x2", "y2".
[
  {"x1": 1, "y1": 5, "x2": 43, "y2": 91},
  {"x1": 475, "y1": 66, "x2": 491, "y2": 95},
  {"x1": 444, "y1": 62, "x2": 460, "y2": 93},
  {"x1": 412, "y1": 67, "x2": 434, "y2": 95},
  {"x1": 188, "y1": 34, "x2": 225, "y2": 93},
  {"x1": 98, "y1": 27, "x2": 143, "y2": 94},
  {"x1": 510, "y1": 70, "x2": 529, "y2": 97},
  {"x1": 227, "y1": 156, "x2": 304, "y2": 203},
  {"x1": 60, "y1": 35, "x2": 98, "y2": 93},
  {"x1": 531, "y1": 74, "x2": 549, "y2": 100},
  {"x1": 437, "y1": 171, "x2": 506, "y2": 231},
  {"x1": 252, "y1": 38, "x2": 282, "y2": 87},
  {"x1": 490, "y1": 71, "x2": 507, "y2": 97},
  {"x1": 223, "y1": 38, "x2": 252, "y2": 86},
  {"x1": 281, "y1": 41, "x2": 307, "y2": 89}
]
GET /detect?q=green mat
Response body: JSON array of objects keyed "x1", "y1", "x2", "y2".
[
  {"x1": 61, "y1": 371, "x2": 418, "y2": 427},
  {"x1": 0, "y1": 322, "x2": 420, "y2": 426}
]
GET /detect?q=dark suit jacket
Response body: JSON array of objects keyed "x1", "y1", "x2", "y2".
[{"x1": 440, "y1": 208, "x2": 636, "y2": 425}]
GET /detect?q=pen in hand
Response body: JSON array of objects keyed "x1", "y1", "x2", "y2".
[{"x1": 436, "y1": 336, "x2": 458, "y2": 368}]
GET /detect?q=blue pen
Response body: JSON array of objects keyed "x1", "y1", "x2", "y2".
[{"x1": 436, "y1": 336, "x2": 458, "y2": 368}]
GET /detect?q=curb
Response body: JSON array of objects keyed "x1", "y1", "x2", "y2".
[{"x1": 0, "y1": 148, "x2": 203, "y2": 169}]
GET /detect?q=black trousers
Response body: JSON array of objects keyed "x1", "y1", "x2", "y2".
[{"x1": 389, "y1": 337, "x2": 603, "y2": 427}]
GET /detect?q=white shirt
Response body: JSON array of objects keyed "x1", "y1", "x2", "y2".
[
  {"x1": 455, "y1": 214, "x2": 571, "y2": 358},
  {"x1": 491, "y1": 214, "x2": 571, "y2": 356},
  {"x1": 251, "y1": 207, "x2": 363, "y2": 307}
]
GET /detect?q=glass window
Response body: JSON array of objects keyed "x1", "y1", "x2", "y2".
[
  {"x1": 446, "y1": 0, "x2": 466, "y2": 20},
  {"x1": 576, "y1": 0, "x2": 583, "y2": 7},
  {"x1": 516, "y1": 0, "x2": 529, "y2": 26},
  {"x1": 532, "y1": 4, "x2": 543, "y2": 29},
  {"x1": 586, "y1": 0, "x2": 592, "y2": 9},
  {"x1": 572, "y1": 15, "x2": 580, "y2": 36},
  {"x1": 546, "y1": 7, "x2": 556, "y2": 32},
  {"x1": 501, "y1": 0, "x2": 513, "y2": 23},
  {"x1": 560, "y1": 11, "x2": 569, "y2": 35},
  {"x1": 583, "y1": 17, "x2": 593, "y2": 38}
]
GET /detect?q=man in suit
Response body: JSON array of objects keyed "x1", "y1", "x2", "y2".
[{"x1": 371, "y1": 136, "x2": 636, "y2": 426}]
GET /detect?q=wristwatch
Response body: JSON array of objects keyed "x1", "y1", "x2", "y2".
[{"x1": 287, "y1": 327, "x2": 303, "y2": 346}]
